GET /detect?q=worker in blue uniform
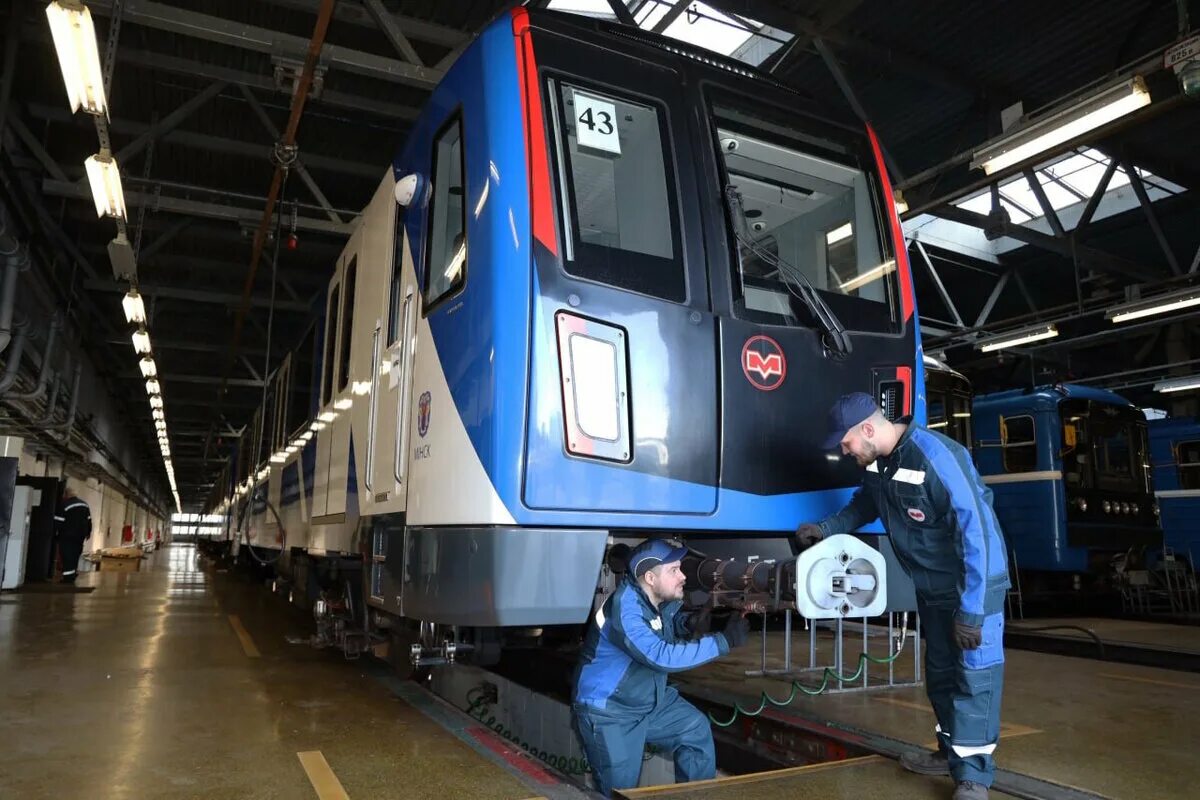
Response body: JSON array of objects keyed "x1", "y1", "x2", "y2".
[
  {"x1": 795, "y1": 393, "x2": 1009, "y2": 800},
  {"x1": 573, "y1": 539, "x2": 751, "y2": 797}
]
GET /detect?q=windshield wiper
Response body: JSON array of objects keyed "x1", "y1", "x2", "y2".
[{"x1": 724, "y1": 185, "x2": 852, "y2": 356}]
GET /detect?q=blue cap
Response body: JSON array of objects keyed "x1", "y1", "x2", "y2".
[
  {"x1": 628, "y1": 540, "x2": 689, "y2": 579},
  {"x1": 821, "y1": 392, "x2": 880, "y2": 449}
]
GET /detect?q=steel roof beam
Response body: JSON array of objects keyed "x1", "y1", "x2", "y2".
[
  {"x1": 84, "y1": 278, "x2": 312, "y2": 312},
  {"x1": 85, "y1": 0, "x2": 444, "y2": 89},
  {"x1": 41, "y1": 179, "x2": 354, "y2": 235}
]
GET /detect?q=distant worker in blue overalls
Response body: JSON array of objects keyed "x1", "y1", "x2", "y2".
[
  {"x1": 794, "y1": 393, "x2": 1009, "y2": 800},
  {"x1": 573, "y1": 540, "x2": 751, "y2": 797}
]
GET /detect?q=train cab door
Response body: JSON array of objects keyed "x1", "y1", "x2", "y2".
[
  {"x1": 368, "y1": 198, "x2": 418, "y2": 510},
  {"x1": 324, "y1": 245, "x2": 360, "y2": 522}
]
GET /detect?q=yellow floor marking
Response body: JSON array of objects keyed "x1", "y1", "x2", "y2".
[
  {"x1": 227, "y1": 614, "x2": 260, "y2": 658},
  {"x1": 1098, "y1": 672, "x2": 1200, "y2": 690},
  {"x1": 874, "y1": 697, "x2": 1041, "y2": 742},
  {"x1": 874, "y1": 696, "x2": 933, "y2": 713},
  {"x1": 297, "y1": 751, "x2": 351, "y2": 800},
  {"x1": 620, "y1": 756, "x2": 884, "y2": 796}
]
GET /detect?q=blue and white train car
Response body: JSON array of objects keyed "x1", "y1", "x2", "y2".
[
  {"x1": 1148, "y1": 417, "x2": 1200, "y2": 568},
  {"x1": 209, "y1": 8, "x2": 923, "y2": 647},
  {"x1": 973, "y1": 384, "x2": 1161, "y2": 591}
]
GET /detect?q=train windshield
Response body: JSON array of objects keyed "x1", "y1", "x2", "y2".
[
  {"x1": 711, "y1": 100, "x2": 899, "y2": 335},
  {"x1": 928, "y1": 389, "x2": 973, "y2": 447},
  {"x1": 1060, "y1": 400, "x2": 1151, "y2": 494}
]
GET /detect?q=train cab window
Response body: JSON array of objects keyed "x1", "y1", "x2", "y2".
[
  {"x1": 1001, "y1": 415, "x2": 1037, "y2": 473},
  {"x1": 549, "y1": 81, "x2": 684, "y2": 302},
  {"x1": 425, "y1": 119, "x2": 467, "y2": 311},
  {"x1": 338, "y1": 257, "x2": 356, "y2": 393},
  {"x1": 1177, "y1": 440, "x2": 1200, "y2": 489},
  {"x1": 711, "y1": 101, "x2": 898, "y2": 333}
]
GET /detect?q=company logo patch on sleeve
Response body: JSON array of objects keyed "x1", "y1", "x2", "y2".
[{"x1": 907, "y1": 507, "x2": 927, "y2": 522}]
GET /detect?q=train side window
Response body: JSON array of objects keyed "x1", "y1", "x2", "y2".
[
  {"x1": 321, "y1": 284, "x2": 340, "y2": 406},
  {"x1": 549, "y1": 81, "x2": 684, "y2": 302},
  {"x1": 288, "y1": 320, "x2": 318, "y2": 438},
  {"x1": 1177, "y1": 440, "x2": 1200, "y2": 489},
  {"x1": 1001, "y1": 415, "x2": 1037, "y2": 472},
  {"x1": 425, "y1": 118, "x2": 467, "y2": 312},
  {"x1": 338, "y1": 257, "x2": 357, "y2": 393}
]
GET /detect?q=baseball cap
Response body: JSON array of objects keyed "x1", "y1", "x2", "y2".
[
  {"x1": 628, "y1": 539, "x2": 689, "y2": 579},
  {"x1": 820, "y1": 392, "x2": 880, "y2": 450}
]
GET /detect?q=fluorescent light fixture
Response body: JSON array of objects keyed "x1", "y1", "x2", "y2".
[
  {"x1": 132, "y1": 329, "x2": 151, "y2": 354},
  {"x1": 152, "y1": 408, "x2": 164, "y2": 421},
  {"x1": 84, "y1": 151, "x2": 127, "y2": 219},
  {"x1": 139, "y1": 357, "x2": 157, "y2": 378},
  {"x1": 971, "y1": 77, "x2": 1151, "y2": 175},
  {"x1": 929, "y1": 420, "x2": 948, "y2": 429},
  {"x1": 839, "y1": 260, "x2": 897, "y2": 292},
  {"x1": 825, "y1": 222, "x2": 853, "y2": 245},
  {"x1": 1154, "y1": 375, "x2": 1200, "y2": 393},
  {"x1": 976, "y1": 323, "x2": 1059, "y2": 352},
  {"x1": 1106, "y1": 287, "x2": 1200, "y2": 323},
  {"x1": 952, "y1": 412, "x2": 972, "y2": 418},
  {"x1": 149, "y1": 395, "x2": 163, "y2": 409},
  {"x1": 45, "y1": 0, "x2": 107, "y2": 116},
  {"x1": 122, "y1": 291, "x2": 146, "y2": 324},
  {"x1": 145, "y1": 378, "x2": 161, "y2": 395},
  {"x1": 155, "y1": 420, "x2": 167, "y2": 431}
]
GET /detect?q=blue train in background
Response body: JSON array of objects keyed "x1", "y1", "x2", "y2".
[
  {"x1": 1148, "y1": 417, "x2": 1200, "y2": 569},
  {"x1": 972, "y1": 384, "x2": 1162, "y2": 593}
]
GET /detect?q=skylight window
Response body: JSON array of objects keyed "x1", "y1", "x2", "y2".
[
  {"x1": 951, "y1": 147, "x2": 1184, "y2": 227},
  {"x1": 548, "y1": 0, "x2": 791, "y2": 66}
]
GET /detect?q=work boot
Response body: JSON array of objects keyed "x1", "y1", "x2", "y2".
[
  {"x1": 899, "y1": 749, "x2": 949, "y2": 775},
  {"x1": 953, "y1": 781, "x2": 988, "y2": 800}
]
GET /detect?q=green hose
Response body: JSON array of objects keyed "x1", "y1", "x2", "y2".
[{"x1": 708, "y1": 649, "x2": 903, "y2": 728}]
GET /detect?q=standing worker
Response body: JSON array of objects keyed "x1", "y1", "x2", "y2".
[
  {"x1": 54, "y1": 486, "x2": 92, "y2": 583},
  {"x1": 794, "y1": 393, "x2": 1009, "y2": 800},
  {"x1": 573, "y1": 539, "x2": 750, "y2": 797}
]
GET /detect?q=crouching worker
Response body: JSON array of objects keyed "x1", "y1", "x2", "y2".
[{"x1": 573, "y1": 540, "x2": 750, "y2": 796}]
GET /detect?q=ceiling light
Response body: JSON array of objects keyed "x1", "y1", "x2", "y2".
[
  {"x1": 971, "y1": 77, "x2": 1151, "y2": 175},
  {"x1": 84, "y1": 151, "x2": 127, "y2": 219},
  {"x1": 825, "y1": 222, "x2": 853, "y2": 245},
  {"x1": 149, "y1": 395, "x2": 163, "y2": 409},
  {"x1": 152, "y1": 408, "x2": 164, "y2": 421},
  {"x1": 976, "y1": 323, "x2": 1059, "y2": 352},
  {"x1": 122, "y1": 291, "x2": 146, "y2": 324},
  {"x1": 1155, "y1": 375, "x2": 1200, "y2": 393},
  {"x1": 139, "y1": 357, "x2": 157, "y2": 378},
  {"x1": 45, "y1": 1, "x2": 107, "y2": 116},
  {"x1": 132, "y1": 329, "x2": 151, "y2": 354},
  {"x1": 1106, "y1": 287, "x2": 1200, "y2": 323},
  {"x1": 145, "y1": 378, "x2": 161, "y2": 395}
]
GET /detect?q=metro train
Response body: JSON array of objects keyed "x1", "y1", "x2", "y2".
[
  {"x1": 972, "y1": 384, "x2": 1162, "y2": 593},
  {"x1": 923, "y1": 355, "x2": 972, "y2": 448},
  {"x1": 1148, "y1": 416, "x2": 1200, "y2": 569},
  {"x1": 206, "y1": 8, "x2": 922, "y2": 660}
]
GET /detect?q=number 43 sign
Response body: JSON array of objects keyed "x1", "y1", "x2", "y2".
[{"x1": 574, "y1": 91, "x2": 621, "y2": 155}]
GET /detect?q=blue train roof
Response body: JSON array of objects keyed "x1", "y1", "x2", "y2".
[
  {"x1": 973, "y1": 383, "x2": 1139, "y2": 414},
  {"x1": 1148, "y1": 416, "x2": 1200, "y2": 437}
]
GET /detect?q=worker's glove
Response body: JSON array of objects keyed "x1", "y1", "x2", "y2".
[
  {"x1": 790, "y1": 523, "x2": 824, "y2": 555},
  {"x1": 682, "y1": 604, "x2": 713, "y2": 637},
  {"x1": 720, "y1": 614, "x2": 750, "y2": 649},
  {"x1": 954, "y1": 621, "x2": 982, "y2": 651}
]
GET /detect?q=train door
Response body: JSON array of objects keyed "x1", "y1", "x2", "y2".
[
  {"x1": 525, "y1": 32, "x2": 720, "y2": 513},
  {"x1": 367, "y1": 191, "x2": 418, "y2": 509},
  {"x1": 324, "y1": 246, "x2": 360, "y2": 522},
  {"x1": 312, "y1": 259, "x2": 344, "y2": 521}
]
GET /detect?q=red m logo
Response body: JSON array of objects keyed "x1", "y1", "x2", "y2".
[{"x1": 744, "y1": 351, "x2": 783, "y2": 380}]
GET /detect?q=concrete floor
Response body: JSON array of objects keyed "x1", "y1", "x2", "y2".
[
  {"x1": 678, "y1": 626, "x2": 1200, "y2": 799},
  {"x1": 1008, "y1": 617, "x2": 1200, "y2": 654},
  {"x1": 0, "y1": 544, "x2": 560, "y2": 800},
  {"x1": 618, "y1": 756, "x2": 1018, "y2": 799}
]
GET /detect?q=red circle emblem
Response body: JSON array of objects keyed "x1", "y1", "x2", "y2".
[{"x1": 741, "y1": 335, "x2": 787, "y2": 391}]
